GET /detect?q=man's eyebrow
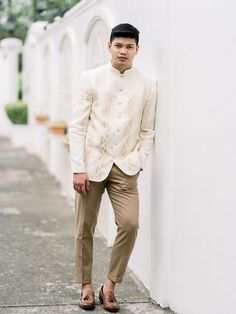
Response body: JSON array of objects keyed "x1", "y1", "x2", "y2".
[{"x1": 114, "y1": 42, "x2": 135, "y2": 45}]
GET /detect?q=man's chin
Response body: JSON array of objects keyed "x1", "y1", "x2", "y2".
[
  {"x1": 117, "y1": 58, "x2": 128, "y2": 63},
  {"x1": 112, "y1": 60, "x2": 132, "y2": 71}
]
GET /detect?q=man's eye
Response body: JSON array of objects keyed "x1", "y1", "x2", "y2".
[{"x1": 115, "y1": 45, "x2": 121, "y2": 48}]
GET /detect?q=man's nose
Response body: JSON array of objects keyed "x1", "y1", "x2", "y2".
[{"x1": 120, "y1": 48, "x2": 127, "y2": 54}]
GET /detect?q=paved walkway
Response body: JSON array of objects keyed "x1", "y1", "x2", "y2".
[{"x1": 0, "y1": 137, "x2": 173, "y2": 314}]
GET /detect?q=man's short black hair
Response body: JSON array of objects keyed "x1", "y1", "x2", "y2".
[{"x1": 110, "y1": 23, "x2": 140, "y2": 44}]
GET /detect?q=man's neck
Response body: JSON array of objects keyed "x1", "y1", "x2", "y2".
[{"x1": 111, "y1": 62, "x2": 133, "y2": 74}]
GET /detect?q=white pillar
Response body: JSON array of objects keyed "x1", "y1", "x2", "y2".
[
  {"x1": 0, "y1": 38, "x2": 22, "y2": 136},
  {"x1": 23, "y1": 21, "x2": 48, "y2": 125}
]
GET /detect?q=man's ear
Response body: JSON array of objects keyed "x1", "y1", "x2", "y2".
[
  {"x1": 136, "y1": 44, "x2": 139, "y2": 54},
  {"x1": 107, "y1": 42, "x2": 111, "y2": 52}
]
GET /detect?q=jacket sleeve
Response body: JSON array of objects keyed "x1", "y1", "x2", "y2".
[
  {"x1": 138, "y1": 79, "x2": 158, "y2": 170},
  {"x1": 68, "y1": 72, "x2": 93, "y2": 173}
]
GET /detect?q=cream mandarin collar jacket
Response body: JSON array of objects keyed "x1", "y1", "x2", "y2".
[{"x1": 69, "y1": 62, "x2": 157, "y2": 182}]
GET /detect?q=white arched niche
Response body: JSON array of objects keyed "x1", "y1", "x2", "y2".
[
  {"x1": 59, "y1": 35, "x2": 74, "y2": 122},
  {"x1": 86, "y1": 18, "x2": 110, "y2": 69}
]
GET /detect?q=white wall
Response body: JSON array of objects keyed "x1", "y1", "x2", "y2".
[
  {"x1": 166, "y1": 1, "x2": 236, "y2": 313},
  {"x1": 0, "y1": 38, "x2": 22, "y2": 136},
  {"x1": 22, "y1": 1, "x2": 236, "y2": 313}
]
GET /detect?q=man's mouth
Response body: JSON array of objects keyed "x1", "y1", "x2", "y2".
[{"x1": 118, "y1": 57, "x2": 128, "y2": 61}]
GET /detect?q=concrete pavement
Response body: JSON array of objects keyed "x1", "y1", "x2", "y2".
[{"x1": 0, "y1": 137, "x2": 173, "y2": 314}]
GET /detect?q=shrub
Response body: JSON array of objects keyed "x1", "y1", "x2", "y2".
[
  {"x1": 4, "y1": 101, "x2": 28, "y2": 125},
  {"x1": 48, "y1": 120, "x2": 67, "y2": 127}
]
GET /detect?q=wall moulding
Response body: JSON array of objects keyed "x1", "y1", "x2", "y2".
[{"x1": 85, "y1": 17, "x2": 110, "y2": 69}]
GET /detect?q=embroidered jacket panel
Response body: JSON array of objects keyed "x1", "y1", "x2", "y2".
[{"x1": 69, "y1": 63, "x2": 157, "y2": 181}]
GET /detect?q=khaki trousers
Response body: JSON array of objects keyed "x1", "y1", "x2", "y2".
[{"x1": 74, "y1": 163, "x2": 139, "y2": 284}]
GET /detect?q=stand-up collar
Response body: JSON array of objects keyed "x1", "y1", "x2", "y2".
[{"x1": 108, "y1": 61, "x2": 136, "y2": 75}]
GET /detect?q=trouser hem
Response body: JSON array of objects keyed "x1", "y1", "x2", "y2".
[
  {"x1": 74, "y1": 277, "x2": 92, "y2": 284},
  {"x1": 107, "y1": 274, "x2": 123, "y2": 283}
]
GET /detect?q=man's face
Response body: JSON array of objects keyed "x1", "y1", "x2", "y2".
[{"x1": 108, "y1": 37, "x2": 139, "y2": 71}]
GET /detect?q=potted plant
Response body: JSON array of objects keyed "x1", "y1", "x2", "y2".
[
  {"x1": 34, "y1": 113, "x2": 49, "y2": 124},
  {"x1": 48, "y1": 120, "x2": 67, "y2": 135},
  {"x1": 5, "y1": 101, "x2": 28, "y2": 125}
]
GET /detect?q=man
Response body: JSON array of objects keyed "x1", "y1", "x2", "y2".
[{"x1": 69, "y1": 23, "x2": 157, "y2": 312}]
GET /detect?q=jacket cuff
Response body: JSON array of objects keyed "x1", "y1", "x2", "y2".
[{"x1": 71, "y1": 164, "x2": 86, "y2": 174}]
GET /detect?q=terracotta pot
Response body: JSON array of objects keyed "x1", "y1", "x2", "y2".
[
  {"x1": 35, "y1": 114, "x2": 48, "y2": 124},
  {"x1": 48, "y1": 125, "x2": 67, "y2": 135}
]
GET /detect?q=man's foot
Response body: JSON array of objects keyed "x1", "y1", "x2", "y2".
[
  {"x1": 99, "y1": 285, "x2": 120, "y2": 312},
  {"x1": 77, "y1": 288, "x2": 95, "y2": 310}
]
